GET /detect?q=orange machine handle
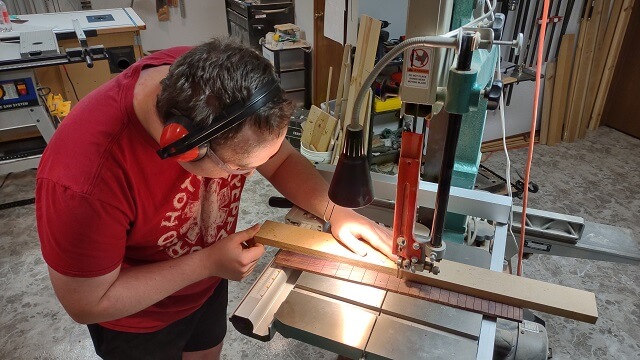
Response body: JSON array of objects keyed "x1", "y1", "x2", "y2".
[{"x1": 392, "y1": 131, "x2": 423, "y2": 262}]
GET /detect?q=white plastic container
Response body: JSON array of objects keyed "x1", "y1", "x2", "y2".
[
  {"x1": 300, "y1": 144, "x2": 332, "y2": 164},
  {"x1": 320, "y1": 99, "x2": 336, "y2": 116}
]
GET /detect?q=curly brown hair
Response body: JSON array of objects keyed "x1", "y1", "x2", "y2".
[{"x1": 156, "y1": 38, "x2": 292, "y2": 152}]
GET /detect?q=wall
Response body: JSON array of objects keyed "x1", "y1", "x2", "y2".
[
  {"x1": 91, "y1": 0, "x2": 228, "y2": 51},
  {"x1": 294, "y1": 0, "x2": 359, "y2": 47},
  {"x1": 294, "y1": 0, "x2": 314, "y2": 46},
  {"x1": 357, "y1": 0, "x2": 408, "y2": 39}
]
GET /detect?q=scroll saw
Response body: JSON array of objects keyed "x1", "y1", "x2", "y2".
[{"x1": 231, "y1": 1, "x2": 639, "y2": 359}]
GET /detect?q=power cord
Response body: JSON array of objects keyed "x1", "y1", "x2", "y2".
[
  {"x1": 516, "y1": 0, "x2": 550, "y2": 276},
  {"x1": 495, "y1": 53, "x2": 519, "y2": 260},
  {"x1": 62, "y1": 65, "x2": 80, "y2": 101}
]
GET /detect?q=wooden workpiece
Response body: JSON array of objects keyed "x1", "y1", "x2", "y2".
[
  {"x1": 255, "y1": 221, "x2": 599, "y2": 324},
  {"x1": 275, "y1": 250, "x2": 524, "y2": 322}
]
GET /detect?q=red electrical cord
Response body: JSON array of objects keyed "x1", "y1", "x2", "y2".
[{"x1": 517, "y1": 0, "x2": 550, "y2": 276}]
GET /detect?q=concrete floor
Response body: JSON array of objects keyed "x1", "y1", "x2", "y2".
[{"x1": 0, "y1": 126, "x2": 638, "y2": 359}]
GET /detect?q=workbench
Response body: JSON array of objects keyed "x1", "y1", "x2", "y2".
[
  {"x1": 5, "y1": 8, "x2": 146, "y2": 104},
  {"x1": 0, "y1": 8, "x2": 145, "y2": 176}
]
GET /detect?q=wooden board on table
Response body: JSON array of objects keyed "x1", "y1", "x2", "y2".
[
  {"x1": 539, "y1": 61, "x2": 556, "y2": 145},
  {"x1": 275, "y1": 250, "x2": 524, "y2": 322},
  {"x1": 590, "y1": 0, "x2": 636, "y2": 129},
  {"x1": 566, "y1": 0, "x2": 604, "y2": 142},
  {"x1": 547, "y1": 34, "x2": 576, "y2": 145},
  {"x1": 256, "y1": 221, "x2": 599, "y2": 324}
]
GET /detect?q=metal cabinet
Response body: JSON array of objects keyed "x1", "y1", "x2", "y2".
[
  {"x1": 262, "y1": 44, "x2": 311, "y2": 109},
  {"x1": 226, "y1": 0, "x2": 295, "y2": 50}
]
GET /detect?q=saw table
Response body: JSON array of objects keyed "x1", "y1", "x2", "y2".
[
  {"x1": 231, "y1": 166, "x2": 517, "y2": 360},
  {"x1": 231, "y1": 164, "x2": 636, "y2": 359},
  {"x1": 0, "y1": 8, "x2": 145, "y2": 178}
]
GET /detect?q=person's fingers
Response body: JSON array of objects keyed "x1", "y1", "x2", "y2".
[
  {"x1": 233, "y1": 223, "x2": 261, "y2": 244},
  {"x1": 242, "y1": 242, "x2": 265, "y2": 262},
  {"x1": 242, "y1": 262, "x2": 259, "y2": 278},
  {"x1": 372, "y1": 228, "x2": 396, "y2": 261},
  {"x1": 349, "y1": 222, "x2": 397, "y2": 261},
  {"x1": 241, "y1": 237, "x2": 257, "y2": 249},
  {"x1": 375, "y1": 225, "x2": 394, "y2": 247},
  {"x1": 377, "y1": 224, "x2": 393, "y2": 238},
  {"x1": 336, "y1": 228, "x2": 368, "y2": 257},
  {"x1": 249, "y1": 261, "x2": 258, "y2": 272}
]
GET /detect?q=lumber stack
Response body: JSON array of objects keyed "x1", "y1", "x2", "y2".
[
  {"x1": 589, "y1": 0, "x2": 636, "y2": 130},
  {"x1": 541, "y1": 0, "x2": 636, "y2": 145},
  {"x1": 547, "y1": 34, "x2": 575, "y2": 145},
  {"x1": 481, "y1": 133, "x2": 539, "y2": 153},
  {"x1": 331, "y1": 15, "x2": 381, "y2": 164}
]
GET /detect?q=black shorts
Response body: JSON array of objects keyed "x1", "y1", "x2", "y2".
[{"x1": 87, "y1": 279, "x2": 228, "y2": 360}]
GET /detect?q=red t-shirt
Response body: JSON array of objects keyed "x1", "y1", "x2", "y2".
[{"x1": 36, "y1": 47, "x2": 247, "y2": 332}]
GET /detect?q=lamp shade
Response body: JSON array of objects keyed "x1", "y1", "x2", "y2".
[{"x1": 328, "y1": 124, "x2": 374, "y2": 208}]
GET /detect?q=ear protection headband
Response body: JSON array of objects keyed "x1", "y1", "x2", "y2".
[{"x1": 156, "y1": 77, "x2": 282, "y2": 162}]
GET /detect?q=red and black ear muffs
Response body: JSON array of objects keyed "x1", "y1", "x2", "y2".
[
  {"x1": 156, "y1": 77, "x2": 282, "y2": 162},
  {"x1": 159, "y1": 115, "x2": 208, "y2": 162}
]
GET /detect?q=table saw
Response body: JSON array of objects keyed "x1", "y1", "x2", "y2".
[{"x1": 0, "y1": 8, "x2": 145, "y2": 177}]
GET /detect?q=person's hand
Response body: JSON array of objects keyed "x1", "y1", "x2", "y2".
[
  {"x1": 204, "y1": 224, "x2": 265, "y2": 281},
  {"x1": 329, "y1": 207, "x2": 397, "y2": 262}
]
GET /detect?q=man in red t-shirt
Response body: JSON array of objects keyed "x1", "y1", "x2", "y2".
[{"x1": 36, "y1": 39, "x2": 394, "y2": 359}]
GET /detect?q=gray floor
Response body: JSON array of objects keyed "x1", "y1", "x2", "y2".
[{"x1": 0, "y1": 126, "x2": 638, "y2": 359}]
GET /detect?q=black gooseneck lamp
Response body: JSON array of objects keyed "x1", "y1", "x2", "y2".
[
  {"x1": 327, "y1": 35, "x2": 458, "y2": 209},
  {"x1": 327, "y1": 121, "x2": 373, "y2": 209}
]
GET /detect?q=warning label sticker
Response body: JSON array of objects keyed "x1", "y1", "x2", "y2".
[{"x1": 404, "y1": 47, "x2": 433, "y2": 88}]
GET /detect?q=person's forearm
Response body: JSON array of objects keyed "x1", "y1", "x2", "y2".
[
  {"x1": 262, "y1": 144, "x2": 395, "y2": 259},
  {"x1": 264, "y1": 150, "x2": 341, "y2": 219},
  {"x1": 62, "y1": 250, "x2": 213, "y2": 324}
]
